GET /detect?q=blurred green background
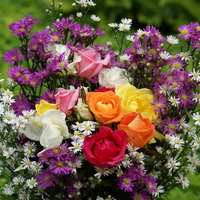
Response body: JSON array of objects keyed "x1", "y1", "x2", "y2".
[{"x1": 0, "y1": 0, "x2": 200, "y2": 199}]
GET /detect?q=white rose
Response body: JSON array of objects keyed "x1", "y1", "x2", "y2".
[
  {"x1": 47, "y1": 44, "x2": 70, "y2": 59},
  {"x1": 98, "y1": 67, "x2": 129, "y2": 88},
  {"x1": 25, "y1": 109, "x2": 70, "y2": 149}
]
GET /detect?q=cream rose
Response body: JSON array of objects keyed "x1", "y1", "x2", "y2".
[
  {"x1": 25, "y1": 109, "x2": 70, "y2": 149},
  {"x1": 98, "y1": 67, "x2": 129, "y2": 88}
]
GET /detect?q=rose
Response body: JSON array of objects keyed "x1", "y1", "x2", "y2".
[
  {"x1": 82, "y1": 126, "x2": 127, "y2": 168},
  {"x1": 36, "y1": 100, "x2": 57, "y2": 115},
  {"x1": 95, "y1": 87, "x2": 115, "y2": 93},
  {"x1": 47, "y1": 44, "x2": 70, "y2": 58},
  {"x1": 74, "y1": 98, "x2": 94, "y2": 121},
  {"x1": 25, "y1": 109, "x2": 70, "y2": 149},
  {"x1": 98, "y1": 67, "x2": 129, "y2": 88},
  {"x1": 86, "y1": 91, "x2": 124, "y2": 124},
  {"x1": 75, "y1": 47, "x2": 110, "y2": 80},
  {"x1": 118, "y1": 112, "x2": 155, "y2": 148},
  {"x1": 55, "y1": 87, "x2": 80, "y2": 116},
  {"x1": 115, "y1": 83, "x2": 156, "y2": 120}
]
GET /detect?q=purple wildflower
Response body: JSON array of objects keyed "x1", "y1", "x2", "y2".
[
  {"x1": 177, "y1": 90, "x2": 194, "y2": 109},
  {"x1": 144, "y1": 176, "x2": 157, "y2": 194},
  {"x1": 49, "y1": 157, "x2": 72, "y2": 175},
  {"x1": 117, "y1": 173, "x2": 134, "y2": 192},
  {"x1": 3, "y1": 49, "x2": 25, "y2": 65},
  {"x1": 162, "y1": 117, "x2": 180, "y2": 135},
  {"x1": 30, "y1": 29, "x2": 51, "y2": 47},
  {"x1": 37, "y1": 90, "x2": 56, "y2": 104},
  {"x1": 130, "y1": 189, "x2": 152, "y2": 200},
  {"x1": 178, "y1": 24, "x2": 193, "y2": 40},
  {"x1": 37, "y1": 168, "x2": 57, "y2": 189},
  {"x1": 8, "y1": 15, "x2": 39, "y2": 39},
  {"x1": 11, "y1": 93, "x2": 32, "y2": 115}
]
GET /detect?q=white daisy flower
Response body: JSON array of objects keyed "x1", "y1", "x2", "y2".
[
  {"x1": 126, "y1": 35, "x2": 135, "y2": 42},
  {"x1": 13, "y1": 175, "x2": 25, "y2": 185},
  {"x1": 185, "y1": 164, "x2": 196, "y2": 174},
  {"x1": 159, "y1": 51, "x2": 171, "y2": 60},
  {"x1": 176, "y1": 174, "x2": 190, "y2": 189},
  {"x1": 121, "y1": 18, "x2": 132, "y2": 25},
  {"x1": 76, "y1": 12, "x2": 82, "y2": 18},
  {"x1": 87, "y1": 0, "x2": 96, "y2": 6},
  {"x1": 26, "y1": 177, "x2": 37, "y2": 188},
  {"x1": 192, "y1": 112, "x2": 200, "y2": 126},
  {"x1": 178, "y1": 51, "x2": 192, "y2": 61},
  {"x1": 167, "y1": 35, "x2": 179, "y2": 45},
  {"x1": 192, "y1": 92, "x2": 200, "y2": 104},
  {"x1": 166, "y1": 157, "x2": 181, "y2": 171},
  {"x1": 2, "y1": 183, "x2": 15, "y2": 195},
  {"x1": 152, "y1": 185, "x2": 165, "y2": 197},
  {"x1": 18, "y1": 190, "x2": 30, "y2": 200},
  {"x1": 119, "y1": 54, "x2": 131, "y2": 61},
  {"x1": 108, "y1": 23, "x2": 118, "y2": 28},
  {"x1": 187, "y1": 154, "x2": 200, "y2": 166},
  {"x1": 168, "y1": 135, "x2": 184, "y2": 149},
  {"x1": 91, "y1": 14, "x2": 100, "y2": 22},
  {"x1": 188, "y1": 69, "x2": 200, "y2": 82},
  {"x1": 2, "y1": 147, "x2": 16, "y2": 158},
  {"x1": 168, "y1": 96, "x2": 180, "y2": 107},
  {"x1": 118, "y1": 23, "x2": 131, "y2": 32}
]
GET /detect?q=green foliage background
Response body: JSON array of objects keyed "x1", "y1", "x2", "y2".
[{"x1": 0, "y1": 0, "x2": 200, "y2": 199}]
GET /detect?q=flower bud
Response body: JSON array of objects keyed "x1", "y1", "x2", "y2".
[{"x1": 74, "y1": 98, "x2": 93, "y2": 121}]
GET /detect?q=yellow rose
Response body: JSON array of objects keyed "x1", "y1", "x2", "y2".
[
  {"x1": 36, "y1": 100, "x2": 57, "y2": 115},
  {"x1": 115, "y1": 83, "x2": 156, "y2": 120}
]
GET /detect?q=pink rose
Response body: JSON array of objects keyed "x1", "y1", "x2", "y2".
[
  {"x1": 55, "y1": 87, "x2": 80, "y2": 116},
  {"x1": 76, "y1": 47, "x2": 110, "y2": 80},
  {"x1": 82, "y1": 126, "x2": 127, "y2": 168}
]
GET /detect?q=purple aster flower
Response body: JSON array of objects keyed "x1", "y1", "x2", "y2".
[
  {"x1": 43, "y1": 144, "x2": 70, "y2": 160},
  {"x1": 178, "y1": 24, "x2": 194, "y2": 40},
  {"x1": 7, "y1": 65, "x2": 23, "y2": 82},
  {"x1": 30, "y1": 29, "x2": 51, "y2": 47},
  {"x1": 151, "y1": 95, "x2": 168, "y2": 114},
  {"x1": 162, "y1": 117, "x2": 180, "y2": 135},
  {"x1": 37, "y1": 90, "x2": 56, "y2": 104},
  {"x1": 94, "y1": 28, "x2": 105, "y2": 37},
  {"x1": 144, "y1": 176, "x2": 157, "y2": 194},
  {"x1": 28, "y1": 74, "x2": 41, "y2": 87},
  {"x1": 177, "y1": 90, "x2": 194, "y2": 109},
  {"x1": 52, "y1": 15, "x2": 77, "y2": 31},
  {"x1": 49, "y1": 53, "x2": 68, "y2": 71},
  {"x1": 49, "y1": 157, "x2": 72, "y2": 175},
  {"x1": 48, "y1": 31, "x2": 64, "y2": 43},
  {"x1": 66, "y1": 76, "x2": 84, "y2": 87},
  {"x1": 117, "y1": 173, "x2": 134, "y2": 192},
  {"x1": 168, "y1": 57, "x2": 185, "y2": 72},
  {"x1": 11, "y1": 93, "x2": 32, "y2": 115},
  {"x1": 38, "y1": 150, "x2": 50, "y2": 163},
  {"x1": 8, "y1": 15, "x2": 39, "y2": 39},
  {"x1": 29, "y1": 41, "x2": 40, "y2": 51},
  {"x1": 37, "y1": 168, "x2": 57, "y2": 189},
  {"x1": 130, "y1": 189, "x2": 152, "y2": 200},
  {"x1": 3, "y1": 49, "x2": 25, "y2": 65}
]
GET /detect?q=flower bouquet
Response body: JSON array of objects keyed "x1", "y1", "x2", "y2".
[{"x1": 1, "y1": 0, "x2": 200, "y2": 199}]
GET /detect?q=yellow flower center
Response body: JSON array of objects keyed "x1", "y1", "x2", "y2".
[
  {"x1": 44, "y1": 175, "x2": 51, "y2": 182},
  {"x1": 168, "y1": 123, "x2": 175, "y2": 130},
  {"x1": 123, "y1": 178, "x2": 131, "y2": 185},
  {"x1": 181, "y1": 29, "x2": 188, "y2": 35}
]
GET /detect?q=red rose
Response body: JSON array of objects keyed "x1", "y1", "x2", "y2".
[
  {"x1": 82, "y1": 126, "x2": 127, "y2": 168},
  {"x1": 95, "y1": 87, "x2": 115, "y2": 93}
]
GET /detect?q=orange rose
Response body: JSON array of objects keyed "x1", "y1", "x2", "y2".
[
  {"x1": 117, "y1": 112, "x2": 155, "y2": 148},
  {"x1": 86, "y1": 91, "x2": 124, "y2": 125}
]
